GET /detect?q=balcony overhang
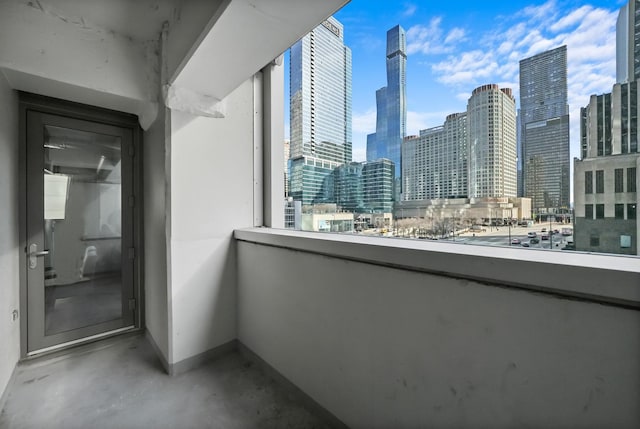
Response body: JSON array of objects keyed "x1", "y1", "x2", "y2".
[{"x1": 168, "y1": 0, "x2": 349, "y2": 115}]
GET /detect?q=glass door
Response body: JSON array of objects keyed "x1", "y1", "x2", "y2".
[{"x1": 26, "y1": 111, "x2": 136, "y2": 353}]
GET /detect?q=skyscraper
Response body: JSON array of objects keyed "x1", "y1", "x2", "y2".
[
  {"x1": 616, "y1": 0, "x2": 640, "y2": 83},
  {"x1": 519, "y1": 45, "x2": 570, "y2": 216},
  {"x1": 467, "y1": 84, "x2": 517, "y2": 198},
  {"x1": 366, "y1": 25, "x2": 407, "y2": 199},
  {"x1": 289, "y1": 17, "x2": 352, "y2": 206}
]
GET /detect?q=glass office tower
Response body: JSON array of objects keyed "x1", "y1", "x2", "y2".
[
  {"x1": 289, "y1": 17, "x2": 352, "y2": 205},
  {"x1": 519, "y1": 45, "x2": 570, "y2": 215},
  {"x1": 332, "y1": 159, "x2": 395, "y2": 214},
  {"x1": 366, "y1": 25, "x2": 406, "y2": 200}
]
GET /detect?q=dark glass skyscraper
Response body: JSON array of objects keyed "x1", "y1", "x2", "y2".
[
  {"x1": 519, "y1": 45, "x2": 570, "y2": 215},
  {"x1": 366, "y1": 25, "x2": 406, "y2": 200}
]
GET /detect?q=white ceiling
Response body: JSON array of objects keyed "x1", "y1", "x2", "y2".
[{"x1": 27, "y1": 0, "x2": 176, "y2": 42}]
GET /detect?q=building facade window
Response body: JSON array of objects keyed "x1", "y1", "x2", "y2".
[
  {"x1": 628, "y1": 167, "x2": 637, "y2": 192},
  {"x1": 595, "y1": 170, "x2": 604, "y2": 193},
  {"x1": 620, "y1": 235, "x2": 632, "y2": 248},
  {"x1": 615, "y1": 203, "x2": 625, "y2": 219},
  {"x1": 590, "y1": 235, "x2": 600, "y2": 247},
  {"x1": 629, "y1": 203, "x2": 637, "y2": 220},
  {"x1": 585, "y1": 170, "x2": 593, "y2": 194},
  {"x1": 615, "y1": 168, "x2": 624, "y2": 192},
  {"x1": 595, "y1": 203, "x2": 605, "y2": 219},
  {"x1": 585, "y1": 204, "x2": 594, "y2": 219}
]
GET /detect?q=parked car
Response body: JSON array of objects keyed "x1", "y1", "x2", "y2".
[
  {"x1": 527, "y1": 231, "x2": 537, "y2": 238},
  {"x1": 521, "y1": 242, "x2": 530, "y2": 247},
  {"x1": 541, "y1": 233, "x2": 549, "y2": 240},
  {"x1": 511, "y1": 238, "x2": 521, "y2": 245},
  {"x1": 541, "y1": 228, "x2": 547, "y2": 232},
  {"x1": 530, "y1": 238, "x2": 540, "y2": 244}
]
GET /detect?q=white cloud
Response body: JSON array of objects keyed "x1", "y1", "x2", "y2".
[
  {"x1": 352, "y1": 108, "x2": 377, "y2": 134},
  {"x1": 402, "y1": 3, "x2": 417, "y2": 18},
  {"x1": 444, "y1": 28, "x2": 466, "y2": 45},
  {"x1": 432, "y1": 50, "x2": 498, "y2": 85},
  {"x1": 549, "y1": 5, "x2": 592, "y2": 32},
  {"x1": 519, "y1": 0, "x2": 558, "y2": 22},
  {"x1": 407, "y1": 110, "x2": 454, "y2": 135},
  {"x1": 406, "y1": 17, "x2": 466, "y2": 55}
]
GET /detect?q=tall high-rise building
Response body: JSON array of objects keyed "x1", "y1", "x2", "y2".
[
  {"x1": 366, "y1": 25, "x2": 407, "y2": 199},
  {"x1": 402, "y1": 112, "x2": 468, "y2": 200},
  {"x1": 616, "y1": 0, "x2": 640, "y2": 83},
  {"x1": 574, "y1": 1, "x2": 640, "y2": 256},
  {"x1": 289, "y1": 17, "x2": 352, "y2": 206},
  {"x1": 519, "y1": 45, "x2": 570, "y2": 215},
  {"x1": 467, "y1": 84, "x2": 518, "y2": 198}
]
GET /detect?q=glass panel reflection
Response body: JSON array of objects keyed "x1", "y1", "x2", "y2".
[{"x1": 43, "y1": 125, "x2": 123, "y2": 335}]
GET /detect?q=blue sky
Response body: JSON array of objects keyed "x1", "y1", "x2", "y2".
[{"x1": 286, "y1": 0, "x2": 624, "y2": 164}]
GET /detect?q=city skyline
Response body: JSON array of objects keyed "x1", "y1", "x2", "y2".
[{"x1": 285, "y1": 0, "x2": 622, "y2": 183}]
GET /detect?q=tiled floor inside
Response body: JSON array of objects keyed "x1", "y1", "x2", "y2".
[{"x1": 0, "y1": 334, "x2": 337, "y2": 429}]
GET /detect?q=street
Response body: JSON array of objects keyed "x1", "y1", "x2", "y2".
[
  {"x1": 370, "y1": 222, "x2": 575, "y2": 251},
  {"x1": 450, "y1": 223, "x2": 573, "y2": 250}
]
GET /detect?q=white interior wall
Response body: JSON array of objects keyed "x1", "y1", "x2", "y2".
[
  {"x1": 237, "y1": 241, "x2": 640, "y2": 428},
  {"x1": 168, "y1": 78, "x2": 257, "y2": 365},
  {"x1": 0, "y1": 73, "x2": 20, "y2": 401},
  {"x1": 143, "y1": 110, "x2": 170, "y2": 363}
]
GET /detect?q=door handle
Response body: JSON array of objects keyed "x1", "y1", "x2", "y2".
[{"x1": 28, "y1": 243, "x2": 49, "y2": 269}]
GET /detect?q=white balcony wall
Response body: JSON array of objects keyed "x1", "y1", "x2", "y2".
[
  {"x1": 237, "y1": 232, "x2": 640, "y2": 428},
  {"x1": 167, "y1": 78, "x2": 257, "y2": 368},
  {"x1": 143, "y1": 108, "x2": 170, "y2": 363},
  {"x1": 0, "y1": 72, "x2": 20, "y2": 404}
]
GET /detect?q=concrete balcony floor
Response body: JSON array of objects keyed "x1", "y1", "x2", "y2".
[{"x1": 0, "y1": 334, "x2": 335, "y2": 429}]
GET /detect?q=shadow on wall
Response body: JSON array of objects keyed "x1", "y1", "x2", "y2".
[{"x1": 170, "y1": 236, "x2": 237, "y2": 365}]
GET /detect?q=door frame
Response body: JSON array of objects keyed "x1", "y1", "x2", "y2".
[{"x1": 18, "y1": 93, "x2": 144, "y2": 358}]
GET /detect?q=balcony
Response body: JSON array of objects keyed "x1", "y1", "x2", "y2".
[
  {"x1": 233, "y1": 228, "x2": 640, "y2": 428},
  {"x1": 2, "y1": 228, "x2": 639, "y2": 428},
  {"x1": 1, "y1": 1, "x2": 639, "y2": 428}
]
